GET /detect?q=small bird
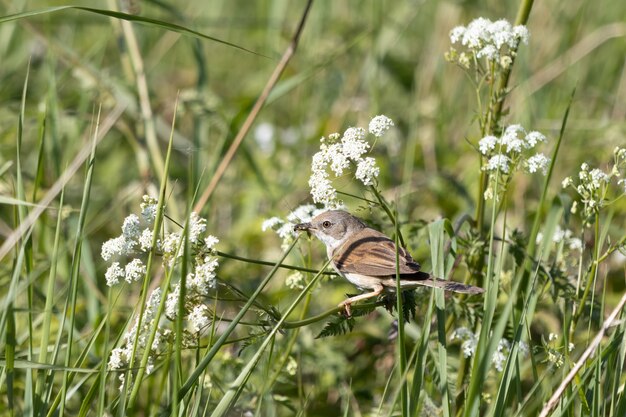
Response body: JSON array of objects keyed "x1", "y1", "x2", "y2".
[{"x1": 294, "y1": 210, "x2": 484, "y2": 315}]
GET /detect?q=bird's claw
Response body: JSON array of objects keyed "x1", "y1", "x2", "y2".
[{"x1": 339, "y1": 301, "x2": 352, "y2": 318}]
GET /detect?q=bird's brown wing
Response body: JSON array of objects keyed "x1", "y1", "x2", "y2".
[{"x1": 333, "y1": 228, "x2": 421, "y2": 277}]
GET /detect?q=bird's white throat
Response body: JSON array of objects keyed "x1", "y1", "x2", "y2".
[{"x1": 312, "y1": 230, "x2": 347, "y2": 256}]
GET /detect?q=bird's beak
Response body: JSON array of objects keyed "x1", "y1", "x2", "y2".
[{"x1": 294, "y1": 222, "x2": 313, "y2": 232}]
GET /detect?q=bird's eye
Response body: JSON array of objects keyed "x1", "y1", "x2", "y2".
[{"x1": 322, "y1": 221, "x2": 331, "y2": 228}]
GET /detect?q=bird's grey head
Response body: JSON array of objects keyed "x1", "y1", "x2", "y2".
[{"x1": 294, "y1": 210, "x2": 366, "y2": 250}]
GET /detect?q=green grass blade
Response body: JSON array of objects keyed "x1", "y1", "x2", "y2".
[
  {"x1": 59, "y1": 108, "x2": 100, "y2": 416},
  {"x1": 174, "y1": 237, "x2": 302, "y2": 406},
  {"x1": 209, "y1": 256, "x2": 330, "y2": 417},
  {"x1": 428, "y1": 219, "x2": 451, "y2": 417},
  {"x1": 0, "y1": 6, "x2": 268, "y2": 58},
  {"x1": 34, "y1": 187, "x2": 65, "y2": 413}
]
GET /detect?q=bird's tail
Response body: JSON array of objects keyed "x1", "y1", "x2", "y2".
[{"x1": 397, "y1": 272, "x2": 484, "y2": 295}]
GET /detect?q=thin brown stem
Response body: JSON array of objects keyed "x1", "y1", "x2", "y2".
[
  {"x1": 489, "y1": 0, "x2": 535, "y2": 132},
  {"x1": 193, "y1": 0, "x2": 314, "y2": 213},
  {"x1": 539, "y1": 290, "x2": 626, "y2": 417}
]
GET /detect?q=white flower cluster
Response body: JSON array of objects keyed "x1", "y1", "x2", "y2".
[
  {"x1": 309, "y1": 115, "x2": 393, "y2": 206},
  {"x1": 262, "y1": 204, "x2": 330, "y2": 251},
  {"x1": 451, "y1": 327, "x2": 529, "y2": 372},
  {"x1": 562, "y1": 147, "x2": 626, "y2": 223},
  {"x1": 105, "y1": 197, "x2": 221, "y2": 384},
  {"x1": 102, "y1": 196, "x2": 218, "y2": 289},
  {"x1": 285, "y1": 271, "x2": 305, "y2": 290},
  {"x1": 164, "y1": 235, "x2": 220, "y2": 334},
  {"x1": 479, "y1": 125, "x2": 550, "y2": 199},
  {"x1": 108, "y1": 288, "x2": 171, "y2": 378},
  {"x1": 102, "y1": 195, "x2": 159, "y2": 286},
  {"x1": 447, "y1": 18, "x2": 529, "y2": 69},
  {"x1": 451, "y1": 327, "x2": 478, "y2": 358},
  {"x1": 536, "y1": 225, "x2": 583, "y2": 252}
]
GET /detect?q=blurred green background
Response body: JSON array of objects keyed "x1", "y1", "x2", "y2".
[{"x1": 1, "y1": 0, "x2": 626, "y2": 414}]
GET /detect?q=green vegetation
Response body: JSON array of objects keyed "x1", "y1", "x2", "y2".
[{"x1": 1, "y1": 0, "x2": 626, "y2": 416}]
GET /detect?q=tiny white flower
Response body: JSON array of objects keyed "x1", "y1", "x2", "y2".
[
  {"x1": 549, "y1": 332, "x2": 558, "y2": 342},
  {"x1": 450, "y1": 26, "x2": 466, "y2": 44},
  {"x1": 276, "y1": 222, "x2": 296, "y2": 240},
  {"x1": 311, "y1": 150, "x2": 328, "y2": 172},
  {"x1": 140, "y1": 195, "x2": 158, "y2": 223},
  {"x1": 501, "y1": 124, "x2": 526, "y2": 153},
  {"x1": 525, "y1": 131, "x2": 547, "y2": 148},
  {"x1": 477, "y1": 44, "x2": 498, "y2": 60},
  {"x1": 146, "y1": 357, "x2": 155, "y2": 375},
  {"x1": 192, "y1": 257, "x2": 218, "y2": 293},
  {"x1": 262, "y1": 217, "x2": 283, "y2": 232},
  {"x1": 486, "y1": 154, "x2": 510, "y2": 173},
  {"x1": 478, "y1": 135, "x2": 498, "y2": 155},
  {"x1": 162, "y1": 232, "x2": 182, "y2": 257},
  {"x1": 204, "y1": 235, "x2": 219, "y2": 249},
  {"x1": 490, "y1": 19, "x2": 514, "y2": 49},
  {"x1": 101, "y1": 236, "x2": 132, "y2": 261},
  {"x1": 355, "y1": 157, "x2": 380, "y2": 186},
  {"x1": 463, "y1": 17, "x2": 490, "y2": 49},
  {"x1": 450, "y1": 18, "x2": 529, "y2": 69},
  {"x1": 165, "y1": 284, "x2": 180, "y2": 320},
  {"x1": 108, "y1": 348, "x2": 127, "y2": 370},
  {"x1": 342, "y1": 127, "x2": 366, "y2": 145},
  {"x1": 562, "y1": 177, "x2": 573, "y2": 188},
  {"x1": 287, "y1": 204, "x2": 323, "y2": 224},
  {"x1": 188, "y1": 212, "x2": 207, "y2": 244},
  {"x1": 513, "y1": 25, "x2": 530, "y2": 44},
  {"x1": 368, "y1": 115, "x2": 394, "y2": 137},
  {"x1": 494, "y1": 339, "x2": 511, "y2": 370},
  {"x1": 125, "y1": 258, "x2": 146, "y2": 283},
  {"x1": 341, "y1": 129, "x2": 369, "y2": 160},
  {"x1": 568, "y1": 342, "x2": 575, "y2": 352},
  {"x1": 492, "y1": 350, "x2": 506, "y2": 372},
  {"x1": 451, "y1": 327, "x2": 478, "y2": 358},
  {"x1": 188, "y1": 304, "x2": 210, "y2": 333},
  {"x1": 589, "y1": 168, "x2": 609, "y2": 189},
  {"x1": 286, "y1": 271, "x2": 305, "y2": 290},
  {"x1": 526, "y1": 153, "x2": 550, "y2": 175},
  {"x1": 122, "y1": 214, "x2": 141, "y2": 240},
  {"x1": 105, "y1": 262, "x2": 125, "y2": 286},
  {"x1": 309, "y1": 170, "x2": 337, "y2": 205},
  {"x1": 328, "y1": 144, "x2": 351, "y2": 175},
  {"x1": 568, "y1": 238, "x2": 583, "y2": 251},
  {"x1": 146, "y1": 288, "x2": 162, "y2": 317},
  {"x1": 139, "y1": 228, "x2": 153, "y2": 252}
]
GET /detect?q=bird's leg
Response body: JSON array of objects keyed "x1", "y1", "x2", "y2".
[{"x1": 338, "y1": 284, "x2": 383, "y2": 317}]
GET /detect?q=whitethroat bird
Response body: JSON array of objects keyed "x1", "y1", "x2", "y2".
[{"x1": 294, "y1": 210, "x2": 484, "y2": 315}]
